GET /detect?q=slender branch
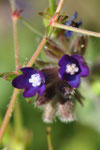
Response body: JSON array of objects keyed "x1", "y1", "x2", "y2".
[
  {"x1": 46, "y1": 127, "x2": 54, "y2": 150},
  {"x1": 27, "y1": 35, "x2": 47, "y2": 67},
  {"x1": 52, "y1": 22, "x2": 100, "y2": 38},
  {"x1": 0, "y1": 89, "x2": 18, "y2": 141},
  {"x1": 19, "y1": 16, "x2": 43, "y2": 38},
  {"x1": 55, "y1": 0, "x2": 65, "y2": 13},
  {"x1": 12, "y1": 18, "x2": 20, "y2": 69}
]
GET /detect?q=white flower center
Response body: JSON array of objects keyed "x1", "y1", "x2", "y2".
[
  {"x1": 66, "y1": 63, "x2": 79, "y2": 75},
  {"x1": 29, "y1": 73, "x2": 42, "y2": 87}
]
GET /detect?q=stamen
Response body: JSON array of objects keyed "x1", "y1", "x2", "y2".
[
  {"x1": 66, "y1": 63, "x2": 79, "y2": 75},
  {"x1": 29, "y1": 73, "x2": 41, "y2": 87}
]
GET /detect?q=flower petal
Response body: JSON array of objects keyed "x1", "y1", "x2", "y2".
[
  {"x1": 80, "y1": 64, "x2": 89, "y2": 77},
  {"x1": 67, "y1": 75, "x2": 81, "y2": 88},
  {"x1": 72, "y1": 54, "x2": 84, "y2": 63},
  {"x1": 12, "y1": 75, "x2": 27, "y2": 89},
  {"x1": 65, "y1": 12, "x2": 78, "y2": 26},
  {"x1": 38, "y1": 71, "x2": 45, "y2": 83},
  {"x1": 70, "y1": 12, "x2": 78, "y2": 21},
  {"x1": 21, "y1": 67, "x2": 36, "y2": 76},
  {"x1": 58, "y1": 67, "x2": 76, "y2": 81},
  {"x1": 76, "y1": 20, "x2": 82, "y2": 27},
  {"x1": 23, "y1": 87, "x2": 38, "y2": 98},
  {"x1": 38, "y1": 84, "x2": 46, "y2": 96},
  {"x1": 58, "y1": 66, "x2": 66, "y2": 80},
  {"x1": 65, "y1": 31, "x2": 73, "y2": 38},
  {"x1": 58, "y1": 55, "x2": 70, "y2": 66}
]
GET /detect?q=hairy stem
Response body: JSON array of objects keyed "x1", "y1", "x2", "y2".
[
  {"x1": 0, "y1": 89, "x2": 18, "y2": 142},
  {"x1": 55, "y1": 0, "x2": 65, "y2": 13},
  {"x1": 46, "y1": 127, "x2": 54, "y2": 150},
  {"x1": 19, "y1": 16, "x2": 43, "y2": 38},
  {"x1": 52, "y1": 22, "x2": 100, "y2": 38},
  {"x1": 13, "y1": 18, "x2": 20, "y2": 69}
]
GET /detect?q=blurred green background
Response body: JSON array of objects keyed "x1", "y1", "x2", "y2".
[{"x1": 0, "y1": 0, "x2": 100, "y2": 149}]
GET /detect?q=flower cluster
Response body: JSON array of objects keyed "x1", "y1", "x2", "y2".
[
  {"x1": 12, "y1": 54, "x2": 89, "y2": 97},
  {"x1": 64, "y1": 12, "x2": 82, "y2": 38}
]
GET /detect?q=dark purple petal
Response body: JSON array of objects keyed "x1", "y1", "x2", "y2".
[
  {"x1": 65, "y1": 20, "x2": 72, "y2": 26},
  {"x1": 38, "y1": 71, "x2": 45, "y2": 83},
  {"x1": 72, "y1": 54, "x2": 84, "y2": 63},
  {"x1": 64, "y1": 12, "x2": 82, "y2": 38},
  {"x1": 65, "y1": 31, "x2": 73, "y2": 38},
  {"x1": 65, "y1": 12, "x2": 78, "y2": 26},
  {"x1": 58, "y1": 67, "x2": 76, "y2": 81},
  {"x1": 58, "y1": 55, "x2": 70, "y2": 66},
  {"x1": 38, "y1": 84, "x2": 46, "y2": 96},
  {"x1": 80, "y1": 64, "x2": 89, "y2": 77},
  {"x1": 58, "y1": 55, "x2": 81, "y2": 73},
  {"x1": 70, "y1": 12, "x2": 78, "y2": 21},
  {"x1": 76, "y1": 20, "x2": 82, "y2": 27},
  {"x1": 23, "y1": 86, "x2": 38, "y2": 98},
  {"x1": 21, "y1": 67, "x2": 36, "y2": 76},
  {"x1": 58, "y1": 66, "x2": 66, "y2": 80},
  {"x1": 67, "y1": 75, "x2": 81, "y2": 88},
  {"x1": 12, "y1": 75, "x2": 27, "y2": 89}
]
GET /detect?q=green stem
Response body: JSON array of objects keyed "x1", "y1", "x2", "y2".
[
  {"x1": 19, "y1": 16, "x2": 43, "y2": 38},
  {"x1": 52, "y1": 22, "x2": 100, "y2": 38},
  {"x1": 49, "y1": 0, "x2": 56, "y2": 15},
  {"x1": 46, "y1": 127, "x2": 54, "y2": 150}
]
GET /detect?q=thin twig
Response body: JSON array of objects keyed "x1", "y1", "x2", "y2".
[
  {"x1": 46, "y1": 127, "x2": 54, "y2": 150},
  {"x1": 52, "y1": 22, "x2": 100, "y2": 38},
  {"x1": 0, "y1": 89, "x2": 18, "y2": 141}
]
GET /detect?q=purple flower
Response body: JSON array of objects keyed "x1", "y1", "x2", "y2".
[
  {"x1": 65, "y1": 12, "x2": 82, "y2": 38},
  {"x1": 12, "y1": 67, "x2": 46, "y2": 98},
  {"x1": 58, "y1": 54, "x2": 89, "y2": 88}
]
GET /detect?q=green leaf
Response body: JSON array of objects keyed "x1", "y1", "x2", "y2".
[{"x1": 38, "y1": 12, "x2": 51, "y2": 21}]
